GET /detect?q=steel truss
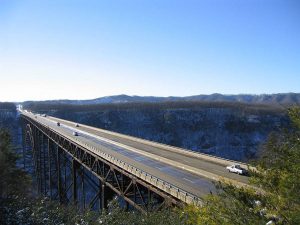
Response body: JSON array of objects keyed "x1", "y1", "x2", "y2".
[{"x1": 22, "y1": 116, "x2": 181, "y2": 212}]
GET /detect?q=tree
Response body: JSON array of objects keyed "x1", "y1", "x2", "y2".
[
  {"x1": 183, "y1": 183, "x2": 266, "y2": 225},
  {"x1": 0, "y1": 129, "x2": 30, "y2": 198},
  {"x1": 250, "y1": 107, "x2": 300, "y2": 224},
  {"x1": 184, "y1": 107, "x2": 300, "y2": 225}
]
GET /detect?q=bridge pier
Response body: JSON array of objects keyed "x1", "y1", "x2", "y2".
[
  {"x1": 22, "y1": 115, "x2": 180, "y2": 213},
  {"x1": 101, "y1": 183, "x2": 115, "y2": 210},
  {"x1": 56, "y1": 146, "x2": 63, "y2": 203},
  {"x1": 47, "y1": 138, "x2": 52, "y2": 198},
  {"x1": 72, "y1": 159, "x2": 79, "y2": 205},
  {"x1": 36, "y1": 129, "x2": 43, "y2": 195}
]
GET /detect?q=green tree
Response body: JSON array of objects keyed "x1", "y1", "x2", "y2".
[
  {"x1": 0, "y1": 129, "x2": 30, "y2": 198},
  {"x1": 98, "y1": 199, "x2": 184, "y2": 225},
  {"x1": 184, "y1": 107, "x2": 300, "y2": 225},
  {"x1": 250, "y1": 107, "x2": 300, "y2": 224},
  {"x1": 183, "y1": 183, "x2": 265, "y2": 225}
]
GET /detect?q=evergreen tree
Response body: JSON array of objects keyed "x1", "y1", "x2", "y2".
[
  {"x1": 184, "y1": 107, "x2": 300, "y2": 225},
  {"x1": 0, "y1": 129, "x2": 30, "y2": 198},
  {"x1": 251, "y1": 107, "x2": 300, "y2": 224}
]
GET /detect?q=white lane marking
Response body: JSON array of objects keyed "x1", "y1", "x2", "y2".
[
  {"x1": 183, "y1": 178, "x2": 194, "y2": 183},
  {"x1": 182, "y1": 159, "x2": 190, "y2": 163},
  {"x1": 37, "y1": 115, "x2": 251, "y2": 188}
]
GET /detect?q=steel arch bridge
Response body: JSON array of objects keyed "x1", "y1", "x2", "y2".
[
  {"x1": 22, "y1": 116, "x2": 182, "y2": 212},
  {"x1": 21, "y1": 111, "x2": 250, "y2": 213}
]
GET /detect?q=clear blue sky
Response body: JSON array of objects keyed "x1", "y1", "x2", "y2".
[{"x1": 0, "y1": 0, "x2": 299, "y2": 101}]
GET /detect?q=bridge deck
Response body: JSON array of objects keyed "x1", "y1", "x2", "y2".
[{"x1": 22, "y1": 111, "x2": 249, "y2": 200}]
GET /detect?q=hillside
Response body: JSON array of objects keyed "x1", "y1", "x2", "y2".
[
  {"x1": 23, "y1": 93, "x2": 300, "y2": 106},
  {"x1": 22, "y1": 93, "x2": 300, "y2": 106},
  {"x1": 23, "y1": 101, "x2": 289, "y2": 161}
]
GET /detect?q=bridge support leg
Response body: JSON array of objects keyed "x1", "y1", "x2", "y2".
[
  {"x1": 101, "y1": 183, "x2": 114, "y2": 210},
  {"x1": 48, "y1": 139, "x2": 52, "y2": 198},
  {"x1": 99, "y1": 179, "x2": 102, "y2": 210},
  {"x1": 42, "y1": 134, "x2": 47, "y2": 196},
  {"x1": 72, "y1": 159, "x2": 79, "y2": 206},
  {"x1": 147, "y1": 189, "x2": 151, "y2": 210},
  {"x1": 37, "y1": 130, "x2": 42, "y2": 194},
  {"x1": 81, "y1": 168, "x2": 86, "y2": 209},
  {"x1": 101, "y1": 184, "x2": 106, "y2": 210},
  {"x1": 57, "y1": 146, "x2": 62, "y2": 203},
  {"x1": 22, "y1": 120, "x2": 26, "y2": 170},
  {"x1": 22, "y1": 117, "x2": 178, "y2": 212}
]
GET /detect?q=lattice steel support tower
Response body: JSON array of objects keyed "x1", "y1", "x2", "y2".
[{"x1": 22, "y1": 116, "x2": 181, "y2": 212}]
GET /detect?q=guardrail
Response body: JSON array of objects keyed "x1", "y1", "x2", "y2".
[
  {"x1": 22, "y1": 113, "x2": 203, "y2": 206},
  {"x1": 75, "y1": 139, "x2": 202, "y2": 206},
  {"x1": 52, "y1": 122, "x2": 250, "y2": 187},
  {"x1": 49, "y1": 115, "x2": 252, "y2": 169}
]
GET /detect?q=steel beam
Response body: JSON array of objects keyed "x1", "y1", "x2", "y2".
[{"x1": 22, "y1": 115, "x2": 181, "y2": 212}]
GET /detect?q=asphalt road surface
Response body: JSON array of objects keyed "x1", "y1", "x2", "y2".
[{"x1": 22, "y1": 112, "x2": 250, "y2": 198}]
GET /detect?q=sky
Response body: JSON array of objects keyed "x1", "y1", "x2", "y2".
[{"x1": 0, "y1": 0, "x2": 299, "y2": 102}]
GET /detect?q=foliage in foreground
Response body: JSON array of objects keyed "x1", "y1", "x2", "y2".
[
  {"x1": 1, "y1": 107, "x2": 300, "y2": 224},
  {"x1": 250, "y1": 107, "x2": 300, "y2": 224},
  {"x1": 184, "y1": 184, "x2": 266, "y2": 225},
  {"x1": 0, "y1": 128, "x2": 183, "y2": 225},
  {"x1": 0, "y1": 129, "x2": 30, "y2": 198},
  {"x1": 1, "y1": 196, "x2": 184, "y2": 225},
  {"x1": 184, "y1": 107, "x2": 300, "y2": 225},
  {"x1": 1, "y1": 196, "x2": 94, "y2": 225}
]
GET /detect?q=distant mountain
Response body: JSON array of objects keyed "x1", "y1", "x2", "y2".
[
  {"x1": 23, "y1": 93, "x2": 300, "y2": 106},
  {"x1": 184, "y1": 93, "x2": 300, "y2": 105},
  {"x1": 21, "y1": 93, "x2": 298, "y2": 161}
]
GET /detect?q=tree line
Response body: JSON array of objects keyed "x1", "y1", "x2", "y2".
[
  {"x1": 0, "y1": 102, "x2": 16, "y2": 111},
  {"x1": 24, "y1": 100, "x2": 285, "y2": 116},
  {"x1": 0, "y1": 107, "x2": 299, "y2": 224}
]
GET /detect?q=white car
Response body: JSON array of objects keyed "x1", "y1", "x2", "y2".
[
  {"x1": 75, "y1": 123, "x2": 79, "y2": 127},
  {"x1": 226, "y1": 164, "x2": 248, "y2": 175},
  {"x1": 72, "y1": 131, "x2": 78, "y2": 136}
]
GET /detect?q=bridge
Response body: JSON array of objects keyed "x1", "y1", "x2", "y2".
[{"x1": 21, "y1": 110, "x2": 249, "y2": 212}]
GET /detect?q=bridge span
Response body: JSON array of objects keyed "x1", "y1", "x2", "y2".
[{"x1": 21, "y1": 110, "x2": 249, "y2": 212}]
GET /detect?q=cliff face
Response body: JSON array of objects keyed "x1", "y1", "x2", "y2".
[
  {"x1": 0, "y1": 110, "x2": 17, "y2": 128},
  {"x1": 44, "y1": 105, "x2": 288, "y2": 162},
  {"x1": 0, "y1": 103, "x2": 18, "y2": 139},
  {"x1": 0, "y1": 104, "x2": 23, "y2": 165},
  {"x1": 23, "y1": 93, "x2": 300, "y2": 105}
]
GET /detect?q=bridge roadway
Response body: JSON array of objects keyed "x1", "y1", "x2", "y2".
[{"x1": 22, "y1": 111, "x2": 249, "y2": 202}]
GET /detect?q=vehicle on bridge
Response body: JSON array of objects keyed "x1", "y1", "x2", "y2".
[
  {"x1": 21, "y1": 111, "x2": 251, "y2": 210},
  {"x1": 226, "y1": 164, "x2": 248, "y2": 175},
  {"x1": 75, "y1": 123, "x2": 79, "y2": 127}
]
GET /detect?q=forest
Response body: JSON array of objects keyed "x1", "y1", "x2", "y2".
[
  {"x1": 0, "y1": 106, "x2": 299, "y2": 224},
  {"x1": 23, "y1": 101, "x2": 288, "y2": 161}
]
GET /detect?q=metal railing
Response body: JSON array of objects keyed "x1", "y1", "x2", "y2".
[{"x1": 23, "y1": 113, "x2": 203, "y2": 206}]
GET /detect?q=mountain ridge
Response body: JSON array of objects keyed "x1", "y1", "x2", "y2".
[{"x1": 22, "y1": 93, "x2": 300, "y2": 106}]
